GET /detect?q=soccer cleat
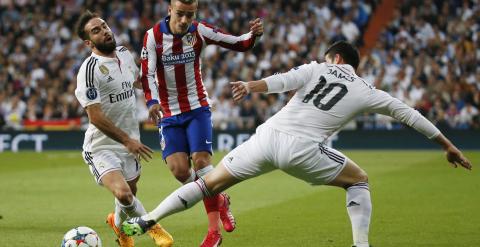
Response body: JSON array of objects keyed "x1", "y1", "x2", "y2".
[
  {"x1": 200, "y1": 230, "x2": 222, "y2": 247},
  {"x1": 147, "y1": 223, "x2": 174, "y2": 247},
  {"x1": 122, "y1": 216, "x2": 156, "y2": 236},
  {"x1": 218, "y1": 193, "x2": 236, "y2": 232},
  {"x1": 106, "y1": 213, "x2": 134, "y2": 247}
]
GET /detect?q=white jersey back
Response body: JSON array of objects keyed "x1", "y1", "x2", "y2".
[
  {"x1": 75, "y1": 47, "x2": 140, "y2": 152},
  {"x1": 263, "y1": 62, "x2": 437, "y2": 143}
]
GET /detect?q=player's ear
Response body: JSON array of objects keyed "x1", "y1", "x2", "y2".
[
  {"x1": 84, "y1": 39, "x2": 93, "y2": 49},
  {"x1": 335, "y1": 54, "x2": 343, "y2": 64}
]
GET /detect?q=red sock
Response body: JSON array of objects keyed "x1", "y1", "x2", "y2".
[
  {"x1": 203, "y1": 195, "x2": 220, "y2": 212},
  {"x1": 203, "y1": 195, "x2": 220, "y2": 231}
]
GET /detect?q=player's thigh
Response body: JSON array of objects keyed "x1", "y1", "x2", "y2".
[
  {"x1": 82, "y1": 150, "x2": 123, "y2": 185},
  {"x1": 327, "y1": 158, "x2": 368, "y2": 188},
  {"x1": 221, "y1": 130, "x2": 276, "y2": 181},
  {"x1": 160, "y1": 119, "x2": 189, "y2": 160},
  {"x1": 119, "y1": 152, "x2": 142, "y2": 190},
  {"x1": 100, "y1": 169, "x2": 131, "y2": 195},
  {"x1": 203, "y1": 161, "x2": 242, "y2": 194},
  {"x1": 281, "y1": 144, "x2": 348, "y2": 186},
  {"x1": 186, "y1": 106, "x2": 213, "y2": 155}
]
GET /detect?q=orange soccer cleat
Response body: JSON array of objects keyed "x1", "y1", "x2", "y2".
[
  {"x1": 106, "y1": 213, "x2": 134, "y2": 247},
  {"x1": 147, "y1": 223, "x2": 174, "y2": 247}
]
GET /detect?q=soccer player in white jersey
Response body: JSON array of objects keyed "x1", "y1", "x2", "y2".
[
  {"x1": 140, "y1": 0, "x2": 263, "y2": 245},
  {"x1": 122, "y1": 40, "x2": 473, "y2": 246},
  {"x1": 74, "y1": 11, "x2": 174, "y2": 247}
]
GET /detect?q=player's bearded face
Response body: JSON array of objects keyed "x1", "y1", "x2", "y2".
[{"x1": 92, "y1": 34, "x2": 116, "y2": 54}]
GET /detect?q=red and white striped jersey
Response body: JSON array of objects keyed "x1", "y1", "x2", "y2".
[{"x1": 140, "y1": 17, "x2": 260, "y2": 117}]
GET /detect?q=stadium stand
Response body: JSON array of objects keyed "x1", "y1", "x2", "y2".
[{"x1": 0, "y1": 0, "x2": 478, "y2": 131}]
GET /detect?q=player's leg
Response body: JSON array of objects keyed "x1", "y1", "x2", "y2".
[
  {"x1": 160, "y1": 117, "x2": 195, "y2": 183},
  {"x1": 122, "y1": 154, "x2": 173, "y2": 247},
  {"x1": 83, "y1": 150, "x2": 138, "y2": 247},
  {"x1": 121, "y1": 161, "x2": 240, "y2": 236},
  {"x1": 188, "y1": 106, "x2": 233, "y2": 246},
  {"x1": 102, "y1": 172, "x2": 145, "y2": 221},
  {"x1": 327, "y1": 158, "x2": 370, "y2": 247},
  {"x1": 278, "y1": 141, "x2": 370, "y2": 247},
  {"x1": 121, "y1": 129, "x2": 274, "y2": 236}
]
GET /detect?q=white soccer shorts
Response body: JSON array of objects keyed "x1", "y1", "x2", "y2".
[
  {"x1": 222, "y1": 125, "x2": 347, "y2": 185},
  {"x1": 81, "y1": 149, "x2": 141, "y2": 185}
]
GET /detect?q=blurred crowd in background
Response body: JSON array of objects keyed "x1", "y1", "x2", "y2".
[{"x1": 0, "y1": 0, "x2": 478, "y2": 132}]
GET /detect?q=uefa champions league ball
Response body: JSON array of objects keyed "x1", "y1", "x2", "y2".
[{"x1": 61, "y1": 226, "x2": 102, "y2": 247}]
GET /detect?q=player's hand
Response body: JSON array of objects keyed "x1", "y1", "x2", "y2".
[
  {"x1": 445, "y1": 146, "x2": 472, "y2": 170},
  {"x1": 148, "y1": 104, "x2": 164, "y2": 123},
  {"x1": 230, "y1": 81, "x2": 250, "y2": 102},
  {"x1": 125, "y1": 138, "x2": 154, "y2": 162},
  {"x1": 249, "y1": 18, "x2": 263, "y2": 36}
]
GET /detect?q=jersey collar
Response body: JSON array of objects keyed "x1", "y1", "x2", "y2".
[
  {"x1": 160, "y1": 16, "x2": 197, "y2": 36},
  {"x1": 326, "y1": 62, "x2": 356, "y2": 74},
  {"x1": 91, "y1": 50, "x2": 119, "y2": 63}
]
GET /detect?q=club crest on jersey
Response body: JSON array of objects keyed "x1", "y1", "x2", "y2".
[
  {"x1": 86, "y1": 88, "x2": 98, "y2": 100},
  {"x1": 141, "y1": 47, "x2": 148, "y2": 60},
  {"x1": 185, "y1": 33, "x2": 196, "y2": 46},
  {"x1": 99, "y1": 65, "x2": 109, "y2": 75}
]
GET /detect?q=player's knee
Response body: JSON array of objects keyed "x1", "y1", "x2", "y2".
[
  {"x1": 357, "y1": 169, "x2": 368, "y2": 183},
  {"x1": 349, "y1": 169, "x2": 368, "y2": 186},
  {"x1": 172, "y1": 168, "x2": 193, "y2": 183},
  {"x1": 114, "y1": 187, "x2": 134, "y2": 205},
  {"x1": 128, "y1": 184, "x2": 138, "y2": 195},
  {"x1": 192, "y1": 156, "x2": 210, "y2": 167}
]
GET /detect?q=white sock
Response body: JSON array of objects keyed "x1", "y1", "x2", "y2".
[
  {"x1": 144, "y1": 178, "x2": 210, "y2": 222},
  {"x1": 116, "y1": 196, "x2": 148, "y2": 227},
  {"x1": 195, "y1": 165, "x2": 213, "y2": 178},
  {"x1": 346, "y1": 182, "x2": 371, "y2": 247},
  {"x1": 114, "y1": 199, "x2": 128, "y2": 228},
  {"x1": 182, "y1": 168, "x2": 197, "y2": 184}
]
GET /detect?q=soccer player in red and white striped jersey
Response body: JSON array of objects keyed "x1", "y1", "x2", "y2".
[{"x1": 139, "y1": 0, "x2": 263, "y2": 246}]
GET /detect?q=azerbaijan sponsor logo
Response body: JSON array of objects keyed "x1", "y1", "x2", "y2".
[{"x1": 162, "y1": 51, "x2": 196, "y2": 66}]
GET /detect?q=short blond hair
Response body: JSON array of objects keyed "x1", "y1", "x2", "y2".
[{"x1": 171, "y1": 0, "x2": 197, "y2": 4}]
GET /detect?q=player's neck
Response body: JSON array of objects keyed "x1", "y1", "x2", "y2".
[{"x1": 92, "y1": 48, "x2": 116, "y2": 58}]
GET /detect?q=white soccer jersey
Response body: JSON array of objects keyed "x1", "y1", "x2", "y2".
[
  {"x1": 262, "y1": 62, "x2": 440, "y2": 143},
  {"x1": 141, "y1": 17, "x2": 260, "y2": 117},
  {"x1": 75, "y1": 46, "x2": 140, "y2": 153}
]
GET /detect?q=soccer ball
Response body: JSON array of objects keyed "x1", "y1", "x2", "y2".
[{"x1": 61, "y1": 226, "x2": 102, "y2": 247}]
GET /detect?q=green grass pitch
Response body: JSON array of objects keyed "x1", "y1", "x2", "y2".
[{"x1": 0, "y1": 150, "x2": 479, "y2": 247}]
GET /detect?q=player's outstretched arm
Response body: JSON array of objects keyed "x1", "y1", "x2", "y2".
[
  {"x1": 433, "y1": 133, "x2": 472, "y2": 170},
  {"x1": 368, "y1": 89, "x2": 472, "y2": 170},
  {"x1": 86, "y1": 104, "x2": 153, "y2": 161}
]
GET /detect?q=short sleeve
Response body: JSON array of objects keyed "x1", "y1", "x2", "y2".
[{"x1": 75, "y1": 57, "x2": 101, "y2": 108}]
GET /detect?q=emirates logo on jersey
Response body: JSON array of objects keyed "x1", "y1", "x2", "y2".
[{"x1": 185, "y1": 33, "x2": 196, "y2": 47}]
